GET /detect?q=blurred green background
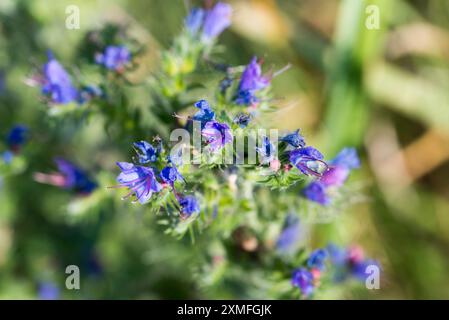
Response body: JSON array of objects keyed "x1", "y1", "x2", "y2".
[{"x1": 1, "y1": 0, "x2": 449, "y2": 299}]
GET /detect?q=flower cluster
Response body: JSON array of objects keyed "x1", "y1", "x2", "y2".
[
  {"x1": 32, "y1": 49, "x2": 119, "y2": 105},
  {"x1": 115, "y1": 140, "x2": 199, "y2": 217},
  {"x1": 292, "y1": 244, "x2": 379, "y2": 297},
  {"x1": 12, "y1": 0, "x2": 379, "y2": 300},
  {"x1": 303, "y1": 148, "x2": 360, "y2": 205}
]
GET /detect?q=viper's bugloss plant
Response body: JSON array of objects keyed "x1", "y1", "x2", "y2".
[{"x1": 9, "y1": 0, "x2": 381, "y2": 300}]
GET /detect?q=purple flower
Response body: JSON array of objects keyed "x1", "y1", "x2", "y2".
[
  {"x1": 256, "y1": 136, "x2": 276, "y2": 164},
  {"x1": 6, "y1": 125, "x2": 28, "y2": 150},
  {"x1": 116, "y1": 162, "x2": 162, "y2": 204},
  {"x1": 236, "y1": 57, "x2": 271, "y2": 105},
  {"x1": 320, "y1": 166, "x2": 350, "y2": 188},
  {"x1": 202, "y1": 121, "x2": 233, "y2": 151},
  {"x1": 351, "y1": 259, "x2": 380, "y2": 281},
  {"x1": 185, "y1": 8, "x2": 206, "y2": 34},
  {"x1": 38, "y1": 282, "x2": 60, "y2": 300},
  {"x1": 331, "y1": 147, "x2": 360, "y2": 170},
  {"x1": 202, "y1": 2, "x2": 232, "y2": 40},
  {"x1": 276, "y1": 214, "x2": 302, "y2": 253},
  {"x1": 192, "y1": 99, "x2": 215, "y2": 125},
  {"x1": 95, "y1": 45, "x2": 131, "y2": 71},
  {"x1": 235, "y1": 90, "x2": 256, "y2": 105},
  {"x1": 307, "y1": 249, "x2": 328, "y2": 271},
  {"x1": 42, "y1": 51, "x2": 78, "y2": 104},
  {"x1": 325, "y1": 243, "x2": 380, "y2": 283},
  {"x1": 54, "y1": 158, "x2": 97, "y2": 194},
  {"x1": 303, "y1": 182, "x2": 329, "y2": 205},
  {"x1": 303, "y1": 148, "x2": 359, "y2": 205},
  {"x1": 289, "y1": 147, "x2": 325, "y2": 176},
  {"x1": 320, "y1": 148, "x2": 359, "y2": 187},
  {"x1": 133, "y1": 140, "x2": 160, "y2": 164},
  {"x1": 179, "y1": 195, "x2": 200, "y2": 216},
  {"x1": 160, "y1": 165, "x2": 183, "y2": 185},
  {"x1": 33, "y1": 158, "x2": 96, "y2": 194},
  {"x1": 291, "y1": 268, "x2": 314, "y2": 297},
  {"x1": 281, "y1": 129, "x2": 305, "y2": 149},
  {"x1": 239, "y1": 57, "x2": 271, "y2": 92}
]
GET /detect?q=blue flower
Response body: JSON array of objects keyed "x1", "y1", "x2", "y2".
[
  {"x1": 38, "y1": 282, "x2": 60, "y2": 300},
  {"x1": 307, "y1": 249, "x2": 328, "y2": 271},
  {"x1": 95, "y1": 45, "x2": 131, "y2": 71},
  {"x1": 256, "y1": 136, "x2": 276, "y2": 164},
  {"x1": 133, "y1": 140, "x2": 160, "y2": 164},
  {"x1": 303, "y1": 182, "x2": 329, "y2": 205},
  {"x1": 6, "y1": 125, "x2": 28, "y2": 150},
  {"x1": 2, "y1": 150, "x2": 14, "y2": 164},
  {"x1": 236, "y1": 57, "x2": 270, "y2": 105},
  {"x1": 202, "y1": 121, "x2": 233, "y2": 151},
  {"x1": 54, "y1": 158, "x2": 97, "y2": 194},
  {"x1": 281, "y1": 129, "x2": 305, "y2": 148},
  {"x1": 233, "y1": 112, "x2": 251, "y2": 128},
  {"x1": 351, "y1": 259, "x2": 380, "y2": 281},
  {"x1": 276, "y1": 214, "x2": 302, "y2": 254},
  {"x1": 291, "y1": 268, "x2": 314, "y2": 297},
  {"x1": 235, "y1": 90, "x2": 257, "y2": 105},
  {"x1": 185, "y1": 8, "x2": 205, "y2": 34},
  {"x1": 42, "y1": 51, "x2": 78, "y2": 104},
  {"x1": 179, "y1": 195, "x2": 200, "y2": 216},
  {"x1": 192, "y1": 99, "x2": 215, "y2": 125},
  {"x1": 289, "y1": 147, "x2": 326, "y2": 176},
  {"x1": 202, "y1": 2, "x2": 232, "y2": 41},
  {"x1": 116, "y1": 162, "x2": 162, "y2": 204},
  {"x1": 331, "y1": 147, "x2": 360, "y2": 170},
  {"x1": 160, "y1": 165, "x2": 183, "y2": 185}
]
